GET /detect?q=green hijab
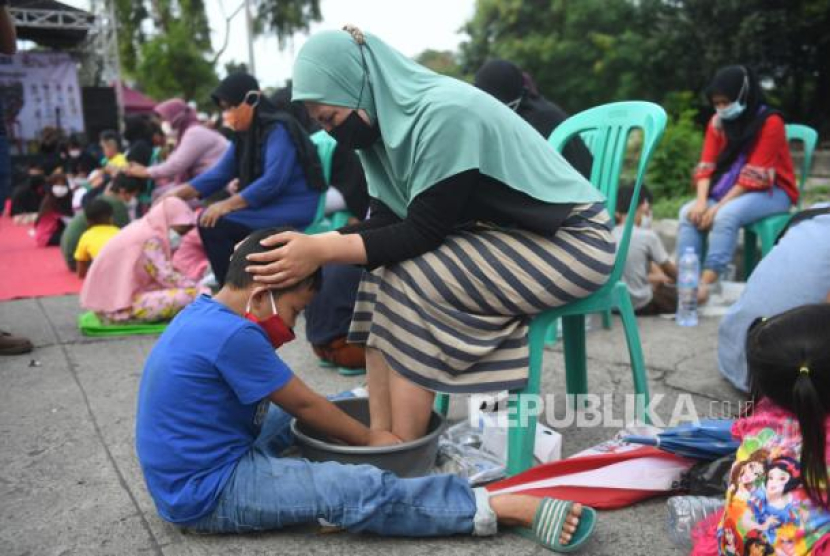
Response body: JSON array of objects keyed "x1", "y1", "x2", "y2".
[{"x1": 292, "y1": 29, "x2": 603, "y2": 219}]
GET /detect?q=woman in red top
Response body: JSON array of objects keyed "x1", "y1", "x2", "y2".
[{"x1": 677, "y1": 65, "x2": 796, "y2": 297}]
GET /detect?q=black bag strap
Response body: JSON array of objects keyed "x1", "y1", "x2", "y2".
[{"x1": 776, "y1": 207, "x2": 830, "y2": 245}]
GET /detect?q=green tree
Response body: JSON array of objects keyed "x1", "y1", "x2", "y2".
[
  {"x1": 251, "y1": 0, "x2": 322, "y2": 46},
  {"x1": 460, "y1": 0, "x2": 830, "y2": 134},
  {"x1": 459, "y1": 0, "x2": 652, "y2": 113},
  {"x1": 114, "y1": 0, "x2": 323, "y2": 107},
  {"x1": 134, "y1": 22, "x2": 218, "y2": 107},
  {"x1": 415, "y1": 49, "x2": 465, "y2": 80}
]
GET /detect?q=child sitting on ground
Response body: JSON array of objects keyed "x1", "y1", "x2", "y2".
[
  {"x1": 614, "y1": 184, "x2": 678, "y2": 315},
  {"x1": 692, "y1": 304, "x2": 830, "y2": 555},
  {"x1": 34, "y1": 174, "x2": 73, "y2": 247},
  {"x1": 135, "y1": 226, "x2": 594, "y2": 551},
  {"x1": 74, "y1": 199, "x2": 120, "y2": 278},
  {"x1": 60, "y1": 174, "x2": 133, "y2": 272}
]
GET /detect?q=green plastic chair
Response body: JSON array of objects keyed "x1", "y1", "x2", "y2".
[
  {"x1": 742, "y1": 124, "x2": 818, "y2": 277},
  {"x1": 304, "y1": 130, "x2": 339, "y2": 235},
  {"x1": 436, "y1": 101, "x2": 667, "y2": 476}
]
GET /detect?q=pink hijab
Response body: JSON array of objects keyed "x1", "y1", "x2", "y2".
[
  {"x1": 80, "y1": 197, "x2": 196, "y2": 313},
  {"x1": 154, "y1": 98, "x2": 200, "y2": 148}
]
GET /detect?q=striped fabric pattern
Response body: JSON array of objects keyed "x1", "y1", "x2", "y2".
[{"x1": 347, "y1": 203, "x2": 615, "y2": 393}]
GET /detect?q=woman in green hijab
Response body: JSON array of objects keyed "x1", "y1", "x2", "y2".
[{"x1": 248, "y1": 26, "x2": 614, "y2": 443}]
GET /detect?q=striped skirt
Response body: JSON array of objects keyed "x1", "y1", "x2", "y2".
[{"x1": 347, "y1": 203, "x2": 616, "y2": 393}]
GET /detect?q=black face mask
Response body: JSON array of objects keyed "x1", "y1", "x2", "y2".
[{"x1": 329, "y1": 110, "x2": 380, "y2": 150}]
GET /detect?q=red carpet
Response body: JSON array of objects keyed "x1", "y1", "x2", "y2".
[{"x1": 0, "y1": 215, "x2": 83, "y2": 301}]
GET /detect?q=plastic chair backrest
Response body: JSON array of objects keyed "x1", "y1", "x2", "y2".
[
  {"x1": 784, "y1": 124, "x2": 818, "y2": 202},
  {"x1": 548, "y1": 101, "x2": 667, "y2": 287},
  {"x1": 307, "y1": 130, "x2": 338, "y2": 229}
]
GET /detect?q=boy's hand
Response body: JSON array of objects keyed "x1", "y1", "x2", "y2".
[{"x1": 270, "y1": 377, "x2": 373, "y2": 446}]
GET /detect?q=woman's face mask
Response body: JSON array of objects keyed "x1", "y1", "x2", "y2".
[
  {"x1": 52, "y1": 185, "x2": 70, "y2": 198},
  {"x1": 329, "y1": 110, "x2": 380, "y2": 150},
  {"x1": 68, "y1": 149, "x2": 82, "y2": 158},
  {"x1": 161, "y1": 121, "x2": 175, "y2": 137},
  {"x1": 716, "y1": 101, "x2": 746, "y2": 121}
]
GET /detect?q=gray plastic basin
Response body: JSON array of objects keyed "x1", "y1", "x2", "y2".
[{"x1": 291, "y1": 397, "x2": 446, "y2": 477}]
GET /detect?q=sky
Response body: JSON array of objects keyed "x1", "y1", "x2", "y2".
[{"x1": 60, "y1": 0, "x2": 476, "y2": 88}]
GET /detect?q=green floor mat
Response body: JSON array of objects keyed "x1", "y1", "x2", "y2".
[{"x1": 78, "y1": 311, "x2": 169, "y2": 337}]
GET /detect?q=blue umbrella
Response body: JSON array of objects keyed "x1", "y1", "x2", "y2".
[{"x1": 623, "y1": 419, "x2": 739, "y2": 460}]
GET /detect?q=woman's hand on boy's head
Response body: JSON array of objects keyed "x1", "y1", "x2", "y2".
[{"x1": 246, "y1": 231, "x2": 323, "y2": 289}]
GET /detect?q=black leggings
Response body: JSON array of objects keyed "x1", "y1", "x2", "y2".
[{"x1": 198, "y1": 218, "x2": 254, "y2": 286}]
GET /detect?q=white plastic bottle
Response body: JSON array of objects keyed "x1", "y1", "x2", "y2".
[
  {"x1": 676, "y1": 247, "x2": 700, "y2": 327},
  {"x1": 666, "y1": 496, "x2": 724, "y2": 548}
]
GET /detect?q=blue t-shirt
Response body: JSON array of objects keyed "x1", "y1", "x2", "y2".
[{"x1": 135, "y1": 295, "x2": 293, "y2": 523}]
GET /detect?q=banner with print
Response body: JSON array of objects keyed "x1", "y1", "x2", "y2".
[{"x1": 0, "y1": 52, "x2": 85, "y2": 141}]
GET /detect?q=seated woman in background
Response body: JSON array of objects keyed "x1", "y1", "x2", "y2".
[
  {"x1": 125, "y1": 98, "x2": 229, "y2": 199},
  {"x1": 272, "y1": 85, "x2": 371, "y2": 220},
  {"x1": 677, "y1": 65, "x2": 796, "y2": 297},
  {"x1": 34, "y1": 174, "x2": 73, "y2": 247},
  {"x1": 474, "y1": 59, "x2": 593, "y2": 179},
  {"x1": 80, "y1": 197, "x2": 203, "y2": 323},
  {"x1": 165, "y1": 73, "x2": 325, "y2": 285}
]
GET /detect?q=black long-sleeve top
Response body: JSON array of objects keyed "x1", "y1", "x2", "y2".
[{"x1": 338, "y1": 170, "x2": 575, "y2": 269}]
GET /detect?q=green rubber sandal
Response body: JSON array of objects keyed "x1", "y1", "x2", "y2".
[
  {"x1": 337, "y1": 366, "x2": 366, "y2": 376},
  {"x1": 516, "y1": 498, "x2": 596, "y2": 553},
  {"x1": 318, "y1": 359, "x2": 336, "y2": 368}
]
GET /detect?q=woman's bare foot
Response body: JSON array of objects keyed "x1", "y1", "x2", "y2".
[
  {"x1": 490, "y1": 494, "x2": 584, "y2": 546},
  {"x1": 366, "y1": 429, "x2": 403, "y2": 447}
]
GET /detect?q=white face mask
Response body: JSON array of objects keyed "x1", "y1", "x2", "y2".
[
  {"x1": 640, "y1": 214, "x2": 652, "y2": 229},
  {"x1": 68, "y1": 149, "x2": 82, "y2": 158},
  {"x1": 716, "y1": 101, "x2": 746, "y2": 121},
  {"x1": 161, "y1": 121, "x2": 175, "y2": 137},
  {"x1": 126, "y1": 197, "x2": 138, "y2": 211},
  {"x1": 52, "y1": 185, "x2": 70, "y2": 198},
  {"x1": 168, "y1": 228, "x2": 182, "y2": 250}
]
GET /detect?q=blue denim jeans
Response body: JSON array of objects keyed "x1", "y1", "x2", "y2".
[
  {"x1": 184, "y1": 405, "x2": 497, "y2": 537},
  {"x1": 0, "y1": 134, "x2": 9, "y2": 216},
  {"x1": 677, "y1": 188, "x2": 792, "y2": 274}
]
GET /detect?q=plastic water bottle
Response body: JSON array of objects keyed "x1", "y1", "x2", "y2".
[
  {"x1": 676, "y1": 247, "x2": 700, "y2": 327},
  {"x1": 666, "y1": 495, "x2": 724, "y2": 548}
]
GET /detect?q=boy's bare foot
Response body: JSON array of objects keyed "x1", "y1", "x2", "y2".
[{"x1": 491, "y1": 495, "x2": 584, "y2": 546}]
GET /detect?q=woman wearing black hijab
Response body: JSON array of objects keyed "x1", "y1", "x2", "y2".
[
  {"x1": 166, "y1": 73, "x2": 326, "y2": 285},
  {"x1": 677, "y1": 65, "x2": 796, "y2": 297},
  {"x1": 474, "y1": 59, "x2": 593, "y2": 179}
]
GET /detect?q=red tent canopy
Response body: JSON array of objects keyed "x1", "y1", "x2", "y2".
[{"x1": 114, "y1": 81, "x2": 156, "y2": 114}]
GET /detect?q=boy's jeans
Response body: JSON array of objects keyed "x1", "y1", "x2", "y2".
[
  {"x1": 185, "y1": 405, "x2": 497, "y2": 537},
  {"x1": 677, "y1": 188, "x2": 791, "y2": 274}
]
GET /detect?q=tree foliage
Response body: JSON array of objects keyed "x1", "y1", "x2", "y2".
[
  {"x1": 251, "y1": 0, "x2": 322, "y2": 47},
  {"x1": 134, "y1": 22, "x2": 218, "y2": 108},
  {"x1": 113, "y1": 0, "x2": 322, "y2": 106},
  {"x1": 460, "y1": 0, "x2": 830, "y2": 135},
  {"x1": 415, "y1": 49, "x2": 465, "y2": 80}
]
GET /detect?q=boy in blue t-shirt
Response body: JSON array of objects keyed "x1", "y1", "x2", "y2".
[{"x1": 135, "y1": 227, "x2": 590, "y2": 549}]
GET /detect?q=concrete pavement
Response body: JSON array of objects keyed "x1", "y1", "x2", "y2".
[{"x1": 0, "y1": 294, "x2": 743, "y2": 555}]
